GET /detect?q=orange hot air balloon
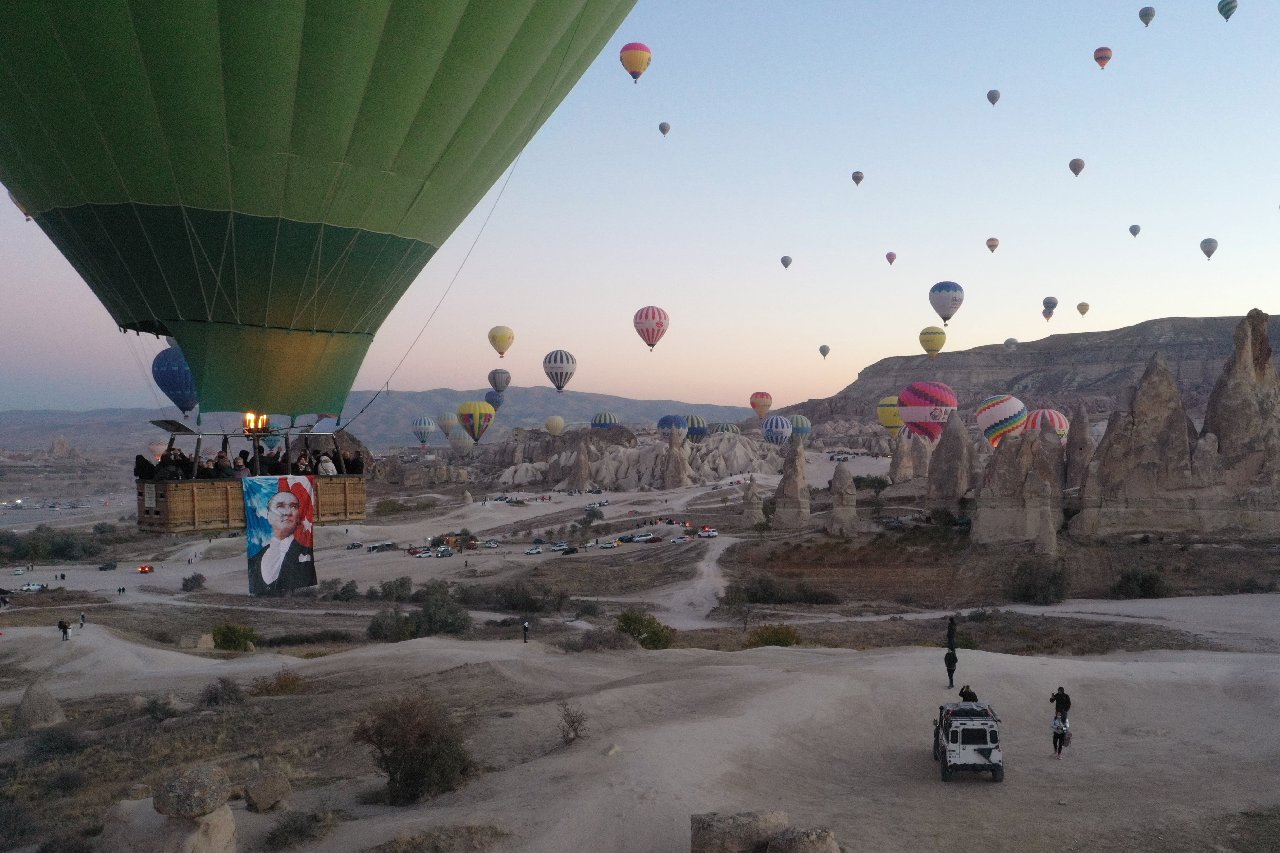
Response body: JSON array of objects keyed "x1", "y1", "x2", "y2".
[
  {"x1": 749, "y1": 392, "x2": 772, "y2": 418},
  {"x1": 986, "y1": 237, "x2": 999, "y2": 253},
  {"x1": 1069, "y1": 158, "x2": 1085, "y2": 177},
  {"x1": 619, "y1": 42, "x2": 651, "y2": 82},
  {"x1": 1094, "y1": 47, "x2": 1112, "y2": 69}
]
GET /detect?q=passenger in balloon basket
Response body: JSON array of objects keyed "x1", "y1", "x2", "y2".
[{"x1": 245, "y1": 480, "x2": 317, "y2": 596}]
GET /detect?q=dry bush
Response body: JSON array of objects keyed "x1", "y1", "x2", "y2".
[
  {"x1": 556, "y1": 628, "x2": 638, "y2": 653},
  {"x1": 263, "y1": 808, "x2": 339, "y2": 850},
  {"x1": 199, "y1": 677, "x2": 245, "y2": 707},
  {"x1": 744, "y1": 624, "x2": 801, "y2": 648},
  {"x1": 26, "y1": 726, "x2": 86, "y2": 762},
  {"x1": 556, "y1": 700, "x2": 588, "y2": 744},
  {"x1": 250, "y1": 669, "x2": 306, "y2": 696},
  {"x1": 352, "y1": 694, "x2": 472, "y2": 805},
  {"x1": 362, "y1": 825, "x2": 511, "y2": 853}
]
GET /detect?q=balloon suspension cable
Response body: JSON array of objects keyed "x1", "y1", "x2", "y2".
[{"x1": 342, "y1": 11, "x2": 589, "y2": 432}]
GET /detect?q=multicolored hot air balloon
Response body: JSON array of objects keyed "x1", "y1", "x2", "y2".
[
  {"x1": 929, "y1": 281, "x2": 964, "y2": 326},
  {"x1": 0, "y1": 4, "x2": 633, "y2": 417},
  {"x1": 877, "y1": 396, "x2": 903, "y2": 436},
  {"x1": 1130, "y1": 224, "x2": 1141, "y2": 237},
  {"x1": 1069, "y1": 158, "x2": 1086, "y2": 177},
  {"x1": 488, "y1": 326, "x2": 515, "y2": 359},
  {"x1": 1094, "y1": 47, "x2": 1112, "y2": 69},
  {"x1": 685, "y1": 414, "x2": 708, "y2": 443},
  {"x1": 457, "y1": 401, "x2": 496, "y2": 443},
  {"x1": 633, "y1": 305, "x2": 669, "y2": 350},
  {"x1": 975, "y1": 395, "x2": 1028, "y2": 448},
  {"x1": 487, "y1": 369, "x2": 511, "y2": 394},
  {"x1": 1200, "y1": 238, "x2": 1218, "y2": 260},
  {"x1": 543, "y1": 350, "x2": 577, "y2": 392},
  {"x1": 447, "y1": 426, "x2": 475, "y2": 454},
  {"x1": 819, "y1": 344, "x2": 830, "y2": 360},
  {"x1": 151, "y1": 342, "x2": 199, "y2": 416},
  {"x1": 711, "y1": 422, "x2": 741, "y2": 435},
  {"x1": 986, "y1": 237, "x2": 1000, "y2": 253},
  {"x1": 1027, "y1": 408, "x2": 1070, "y2": 442},
  {"x1": 780, "y1": 256, "x2": 792, "y2": 269},
  {"x1": 1077, "y1": 302, "x2": 1090, "y2": 317},
  {"x1": 619, "y1": 41, "x2": 651, "y2": 82},
  {"x1": 437, "y1": 411, "x2": 459, "y2": 436},
  {"x1": 1139, "y1": 6, "x2": 1156, "y2": 26},
  {"x1": 545, "y1": 415, "x2": 565, "y2": 437},
  {"x1": 1218, "y1": 0, "x2": 1237, "y2": 22},
  {"x1": 886, "y1": 252, "x2": 897, "y2": 266},
  {"x1": 591, "y1": 412, "x2": 620, "y2": 429},
  {"x1": 1004, "y1": 338, "x2": 1018, "y2": 352},
  {"x1": 789, "y1": 414, "x2": 812, "y2": 444},
  {"x1": 898, "y1": 381, "x2": 958, "y2": 442},
  {"x1": 411, "y1": 416, "x2": 436, "y2": 448},
  {"x1": 657, "y1": 414, "x2": 688, "y2": 443},
  {"x1": 658, "y1": 121, "x2": 670, "y2": 137},
  {"x1": 987, "y1": 89, "x2": 1000, "y2": 106},
  {"x1": 920, "y1": 326, "x2": 947, "y2": 358},
  {"x1": 484, "y1": 390, "x2": 504, "y2": 411},
  {"x1": 749, "y1": 392, "x2": 773, "y2": 418},
  {"x1": 851, "y1": 171, "x2": 864, "y2": 186},
  {"x1": 761, "y1": 415, "x2": 793, "y2": 446}
]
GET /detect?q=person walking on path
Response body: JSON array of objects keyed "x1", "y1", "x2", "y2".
[
  {"x1": 1051, "y1": 712, "x2": 1068, "y2": 759},
  {"x1": 946, "y1": 616, "x2": 957, "y2": 651},
  {"x1": 78, "y1": 611, "x2": 86, "y2": 629},
  {"x1": 522, "y1": 621, "x2": 530, "y2": 643},
  {"x1": 57, "y1": 620, "x2": 69, "y2": 641},
  {"x1": 958, "y1": 685, "x2": 978, "y2": 703},
  {"x1": 944, "y1": 649, "x2": 958, "y2": 688},
  {"x1": 1051, "y1": 686, "x2": 1072, "y2": 723}
]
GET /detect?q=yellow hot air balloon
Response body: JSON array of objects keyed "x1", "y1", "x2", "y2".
[
  {"x1": 456, "y1": 400, "x2": 496, "y2": 443},
  {"x1": 545, "y1": 415, "x2": 565, "y2": 436},
  {"x1": 919, "y1": 326, "x2": 946, "y2": 357},
  {"x1": 876, "y1": 396, "x2": 903, "y2": 436},
  {"x1": 487, "y1": 326, "x2": 515, "y2": 359}
]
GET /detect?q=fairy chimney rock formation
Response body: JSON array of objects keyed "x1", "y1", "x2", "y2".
[
  {"x1": 771, "y1": 441, "x2": 811, "y2": 528},
  {"x1": 909, "y1": 432, "x2": 933, "y2": 480},
  {"x1": 970, "y1": 428, "x2": 1064, "y2": 547},
  {"x1": 567, "y1": 441, "x2": 592, "y2": 492},
  {"x1": 926, "y1": 412, "x2": 972, "y2": 516},
  {"x1": 825, "y1": 461, "x2": 862, "y2": 536},
  {"x1": 887, "y1": 429, "x2": 914, "y2": 482},
  {"x1": 741, "y1": 475, "x2": 766, "y2": 526},
  {"x1": 1064, "y1": 403, "x2": 1094, "y2": 496},
  {"x1": 662, "y1": 436, "x2": 693, "y2": 490},
  {"x1": 1199, "y1": 308, "x2": 1280, "y2": 484}
]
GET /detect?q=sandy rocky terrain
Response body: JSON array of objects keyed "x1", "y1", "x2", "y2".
[{"x1": 1, "y1": 464, "x2": 1278, "y2": 852}]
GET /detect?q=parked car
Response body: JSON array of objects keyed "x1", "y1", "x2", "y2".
[
  {"x1": 559, "y1": 546, "x2": 579, "y2": 555},
  {"x1": 346, "y1": 542, "x2": 363, "y2": 550},
  {"x1": 597, "y1": 499, "x2": 609, "y2": 506},
  {"x1": 935, "y1": 702, "x2": 1004, "y2": 783},
  {"x1": 632, "y1": 533, "x2": 655, "y2": 543},
  {"x1": 550, "y1": 542, "x2": 570, "y2": 552},
  {"x1": 19, "y1": 582, "x2": 47, "y2": 592},
  {"x1": 97, "y1": 561, "x2": 117, "y2": 571},
  {"x1": 532, "y1": 537, "x2": 546, "y2": 545},
  {"x1": 670, "y1": 536, "x2": 690, "y2": 544},
  {"x1": 137, "y1": 564, "x2": 154, "y2": 574},
  {"x1": 483, "y1": 540, "x2": 500, "y2": 549},
  {"x1": 413, "y1": 551, "x2": 433, "y2": 559},
  {"x1": 697, "y1": 529, "x2": 719, "y2": 538},
  {"x1": 11, "y1": 568, "x2": 24, "y2": 576},
  {"x1": 618, "y1": 534, "x2": 636, "y2": 543},
  {"x1": 525, "y1": 546, "x2": 543, "y2": 555},
  {"x1": 598, "y1": 541, "x2": 618, "y2": 549}
]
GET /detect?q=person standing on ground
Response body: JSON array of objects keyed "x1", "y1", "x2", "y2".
[
  {"x1": 58, "y1": 620, "x2": 69, "y2": 641},
  {"x1": 958, "y1": 685, "x2": 978, "y2": 703},
  {"x1": 946, "y1": 616, "x2": 957, "y2": 651},
  {"x1": 522, "y1": 621, "x2": 529, "y2": 643},
  {"x1": 1051, "y1": 712, "x2": 1068, "y2": 759},
  {"x1": 1051, "y1": 686, "x2": 1072, "y2": 723},
  {"x1": 78, "y1": 611, "x2": 85, "y2": 629},
  {"x1": 944, "y1": 648, "x2": 958, "y2": 688}
]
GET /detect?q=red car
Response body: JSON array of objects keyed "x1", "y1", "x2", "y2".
[{"x1": 137, "y1": 564, "x2": 154, "y2": 574}]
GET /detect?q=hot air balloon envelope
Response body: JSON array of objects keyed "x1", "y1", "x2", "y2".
[
  {"x1": 976, "y1": 395, "x2": 1029, "y2": 448},
  {"x1": 151, "y1": 344, "x2": 199, "y2": 415},
  {"x1": 411, "y1": 416, "x2": 436, "y2": 445},
  {"x1": 1027, "y1": 409, "x2": 1070, "y2": 442},
  {"x1": 929, "y1": 281, "x2": 964, "y2": 326},
  {"x1": 818, "y1": 345, "x2": 830, "y2": 359},
  {"x1": 457, "y1": 401, "x2": 496, "y2": 443},
  {"x1": 487, "y1": 369, "x2": 511, "y2": 393},
  {"x1": 1043, "y1": 296, "x2": 1059, "y2": 312},
  {"x1": 633, "y1": 306, "x2": 669, "y2": 350},
  {"x1": 1077, "y1": 302, "x2": 1090, "y2": 317},
  {"x1": 789, "y1": 414, "x2": 812, "y2": 444},
  {"x1": 1069, "y1": 158, "x2": 1086, "y2": 177},
  {"x1": 761, "y1": 415, "x2": 792, "y2": 446},
  {"x1": 1129, "y1": 224, "x2": 1141, "y2": 237},
  {"x1": 1200, "y1": 238, "x2": 1218, "y2": 260},
  {"x1": 898, "y1": 382, "x2": 958, "y2": 443},
  {"x1": 987, "y1": 89, "x2": 1000, "y2": 106},
  {"x1": 545, "y1": 415, "x2": 565, "y2": 437},
  {"x1": 885, "y1": 252, "x2": 897, "y2": 265},
  {"x1": 851, "y1": 171, "x2": 864, "y2": 186},
  {"x1": 1094, "y1": 47, "x2": 1112, "y2": 69},
  {"x1": 1139, "y1": 6, "x2": 1155, "y2": 26},
  {"x1": 488, "y1": 326, "x2": 515, "y2": 359},
  {"x1": 920, "y1": 326, "x2": 946, "y2": 358},
  {"x1": 437, "y1": 412, "x2": 459, "y2": 435},
  {"x1": 876, "y1": 396, "x2": 903, "y2": 434},
  {"x1": 619, "y1": 41, "x2": 652, "y2": 81},
  {"x1": 447, "y1": 426, "x2": 475, "y2": 453},
  {"x1": 591, "y1": 412, "x2": 619, "y2": 429},
  {"x1": 986, "y1": 238, "x2": 1000, "y2": 253},
  {"x1": 1004, "y1": 338, "x2": 1018, "y2": 352},
  {"x1": 657, "y1": 414, "x2": 688, "y2": 442},
  {"x1": 685, "y1": 414, "x2": 708, "y2": 443},
  {"x1": 1218, "y1": 0, "x2": 1237, "y2": 21},
  {"x1": 484, "y1": 390, "x2": 504, "y2": 411},
  {"x1": 749, "y1": 392, "x2": 772, "y2": 418},
  {"x1": 780, "y1": 256, "x2": 792, "y2": 269},
  {"x1": 543, "y1": 350, "x2": 577, "y2": 392},
  {"x1": 658, "y1": 121, "x2": 670, "y2": 136}
]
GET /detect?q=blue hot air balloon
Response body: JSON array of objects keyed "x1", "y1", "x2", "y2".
[
  {"x1": 761, "y1": 415, "x2": 793, "y2": 445},
  {"x1": 151, "y1": 342, "x2": 199, "y2": 416},
  {"x1": 411, "y1": 416, "x2": 436, "y2": 447},
  {"x1": 685, "y1": 414, "x2": 709, "y2": 443},
  {"x1": 484, "y1": 390, "x2": 505, "y2": 411},
  {"x1": 711, "y1": 422, "x2": 741, "y2": 435},
  {"x1": 789, "y1": 414, "x2": 812, "y2": 444},
  {"x1": 657, "y1": 414, "x2": 689, "y2": 442},
  {"x1": 592, "y1": 412, "x2": 620, "y2": 429}
]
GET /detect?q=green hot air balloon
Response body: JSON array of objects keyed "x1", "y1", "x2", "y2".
[{"x1": 0, "y1": 2, "x2": 634, "y2": 417}]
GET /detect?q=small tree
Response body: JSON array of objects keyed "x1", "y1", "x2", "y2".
[
  {"x1": 212, "y1": 623, "x2": 258, "y2": 651},
  {"x1": 353, "y1": 694, "x2": 472, "y2": 805},
  {"x1": 556, "y1": 700, "x2": 588, "y2": 744},
  {"x1": 335, "y1": 580, "x2": 360, "y2": 602},
  {"x1": 615, "y1": 609, "x2": 675, "y2": 650},
  {"x1": 181, "y1": 572, "x2": 206, "y2": 592}
]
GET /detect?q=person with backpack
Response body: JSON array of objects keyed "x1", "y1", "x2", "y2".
[
  {"x1": 944, "y1": 649, "x2": 958, "y2": 688},
  {"x1": 1052, "y1": 712, "x2": 1069, "y2": 759},
  {"x1": 945, "y1": 616, "x2": 957, "y2": 651},
  {"x1": 1051, "y1": 686, "x2": 1072, "y2": 723}
]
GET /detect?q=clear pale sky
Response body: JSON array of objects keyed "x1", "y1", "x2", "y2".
[{"x1": 1, "y1": 1, "x2": 1276, "y2": 413}]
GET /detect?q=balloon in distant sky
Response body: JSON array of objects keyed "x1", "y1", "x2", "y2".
[
  {"x1": 592, "y1": 412, "x2": 619, "y2": 429},
  {"x1": 919, "y1": 326, "x2": 946, "y2": 358},
  {"x1": 545, "y1": 416, "x2": 565, "y2": 436},
  {"x1": 619, "y1": 42, "x2": 651, "y2": 82},
  {"x1": 876, "y1": 396, "x2": 903, "y2": 436},
  {"x1": 818, "y1": 344, "x2": 830, "y2": 360},
  {"x1": 657, "y1": 414, "x2": 688, "y2": 442},
  {"x1": 929, "y1": 281, "x2": 964, "y2": 326},
  {"x1": 749, "y1": 392, "x2": 773, "y2": 418},
  {"x1": 1042, "y1": 309, "x2": 1054, "y2": 321},
  {"x1": 1129, "y1": 224, "x2": 1141, "y2": 237},
  {"x1": 1027, "y1": 408, "x2": 1071, "y2": 441},
  {"x1": 437, "y1": 411, "x2": 458, "y2": 435},
  {"x1": 1094, "y1": 47, "x2": 1112, "y2": 69},
  {"x1": 987, "y1": 89, "x2": 1000, "y2": 106},
  {"x1": 411, "y1": 416, "x2": 436, "y2": 446},
  {"x1": 1200, "y1": 238, "x2": 1218, "y2": 260},
  {"x1": 685, "y1": 414, "x2": 709, "y2": 443},
  {"x1": 488, "y1": 326, "x2": 515, "y2": 358},
  {"x1": 1077, "y1": 302, "x2": 1090, "y2": 317},
  {"x1": 484, "y1": 390, "x2": 504, "y2": 411},
  {"x1": 789, "y1": 414, "x2": 812, "y2": 444},
  {"x1": 1043, "y1": 296, "x2": 1059, "y2": 312},
  {"x1": 761, "y1": 415, "x2": 793, "y2": 445},
  {"x1": 487, "y1": 368, "x2": 510, "y2": 393},
  {"x1": 457, "y1": 401, "x2": 496, "y2": 443},
  {"x1": 1139, "y1": 6, "x2": 1155, "y2": 26},
  {"x1": 542, "y1": 350, "x2": 577, "y2": 392},
  {"x1": 886, "y1": 252, "x2": 897, "y2": 265},
  {"x1": 151, "y1": 342, "x2": 199, "y2": 416},
  {"x1": 1069, "y1": 158, "x2": 1085, "y2": 177},
  {"x1": 633, "y1": 305, "x2": 670, "y2": 350},
  {"x1": 975, "y1": 395, "x2": 1029, "y2": 448},
  {"x1": 898, "y1": 381, "x2": 958, "y2": 442},
  {"x1": 1004, "y1": 338, "x2": 1018, "y2": 352},
  {"x1": 658, "y1": 121, "x2": 670, "y2": 136},
  {"x1": 1218, "y1": 0, "x2": 1237, "y2": 22},
  {"x1": 447, "y1": 426, "x2": 474, "y2": 453},
  {"x1": 986, "y1": 237, "x2": 999, "y2": 253},
  {"x1": 851, "y1": 171, "x2": 864, "y2": 186},
  {"x1": 780, "y1": 255, "x2": 792, "y2": 269}
]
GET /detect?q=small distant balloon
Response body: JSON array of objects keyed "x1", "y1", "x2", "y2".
[
  {"x1": 818, "y1": 344, "x2": 830, "y2": 360},
  {"x1": 1077, "y1": 302, "x2": 1090, "y2": 317},
  {"x1": 1218, "y1": 0, "x2": 1237, "y2": 22},
  {"x1": 1069, "y1": 158, "x2": 1085, "y2": 177},
  {"x1": 749, "y1": 392, "x2": 772, "y2": 418},
  {"x1": 1004, "y1": 338, "x2": 1018, "y2": 352},
  {"x1": 542, "y1": 350, "x2": 577, "y2": 392},
  {"x1": 487, "y1": 368, "x2": 510, "y2": 393},
  {"x1": 633, "y1": 305, "x2": 670, "y2": 351},
  {"x1": 658, "y1": 121, "x2": 670, "y2": 137},
  {"x1": 1200, "y1": 238, "x2": 1218, "y2": 260},
  {"x1": 986, "y1": 237, "x2": 999, "y2": 253},
  {"x1": 851, "y1": 171, "x2": 864, "y2": 186},
  {"x1": 1129, "y1": 224, "x2": 1141, "y2": 237},
  {"x1": 919, "y1": 326, "x2": 946, "y2": 358},
  {"x1": 780, "y1": 256, "x2": 792, "y2": 269},
  {"x1": 1094, "y1": 47, "x2": 1112, "y2": 69},
  {"x1": 545, "y1": 415, "x2": 565, "y2": 437},
  {"x1": 1042, "y1": 308, "x2": 1054, "y2": 322},
  {"x1": 484, "y1": 389, "x2": 504, "y2": 411},
  {"x1": 1043, "y1": 296, "x2": 1059, "y2": 312},
  {"x1": 885, "y1": 252, "x2": 897, "y2": 266},
  {"x1": 488, "y1": 325, "x2": 514, "y2": 358},
  {"x1": 619, "y1": 42, "x2": 651, "y2": 82},
  {"x1": 986, "y1": 89, "x2": 1000, "y2": 106},
  {"x1": 929, "y1": 281, "x2": 965, "y2": 326},
  {"x1": 1139, "y1": 6, "x2": 1155, "y2": 26}
]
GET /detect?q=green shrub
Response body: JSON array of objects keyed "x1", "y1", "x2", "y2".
[
  {"x1": 723, "y1": 576, "x2": 840, "y2": 606},
  {"x1": 367, "y1": 608, "x2": 419, "y2": 643},
  {"x1": 212, "y1": 623, "x2": 258, "y2": 651},
  {"x1": 180, "y1": 572, "x2": 206, "y2": 592},
  {"x1": 453, "y1": 581, "x2": 568, "y2": 614},
  {"x1": 745, "y1": 624, "x2": 801, "y2": 648},
  {"x1": 1008, "y1": 561, "x2": 1069, "y2": 605},
  {"x1": 353, "y1": 694, "x2": 472, "y2": 805},
  {"x1": 415, "y1": 584, "x2": 471, "y2": 636},
  {"x1": 335, "y1": 580, "x2": 360, "y2": 601},
  {"x1": 45, "y1": 768, "x2": 87, "y2": 794},
  {"x1": 381, "y1": 576, "x2": 413, "y2": 602},
  {"x1": 573, "y1": 600, "x2": 602, "y2": 619},
  {"x1": 556, "y1": 700, "x2": 588, "y2": 744},
  {"x1": 199, "y1": 677, "x2": 245, "y2": 707},
  {"x1": 262, "y1": 809, "x2": 339, "y2": 850},
  {"x1": 557, "y1": 629, "x2": 638, "y2": 653},
  {"x1": 374, "y1": 499, "x2": 408, "y2": 516},
  {"x1": 36, "y1": 836, "x2": 92, "y2": 853},
  {"x1": 258, "y1": 630, "x2": 357, "y2": 647},
  {"x1": 250, "y1": 669, "x2": 306, "y2": 696},
  {"x1": 27, "y1": 726, "x2": 85, "y2": 761},
  {"x1": 615, "y1": 609, "x2": 675, "y2": 650},
  {"x1": 144, "y1": 697, "x2": 180, "y2": 721},
  {"x1": 0, "y1": 797, "x2": 32, "y2": 849},
  {"x1": 1110, "y1": 570, "x2": 1169, "y2": 599}
]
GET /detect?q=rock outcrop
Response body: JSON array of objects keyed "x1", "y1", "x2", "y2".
[
  {"x1": 153, "y1": 765, "x2": 230, "y2": 819},
  {"x1": 1064, "y1": 402, "x2": 1094, "y2": 498},
  {"x1": 741, "y1": 476, "x2": 766, "y2": 526},
  {"x1": 101, "y1": 799, "x2": 235, "y2": 853},
  {"x1": 1200, "y1": 308, "x2": 1280, "y2": 484},
  {"x1": 970, "y1": 428, "x2": 1064, "y2": 552},
  {"x1": 691, "y1": 811, "x2": 791, "y2": 853},
  {"x1": 662, "y1": 435, "x2": 693, "y2": 490},
  {"x1": 825, "y1": 461, "x2": 861, "y2": 536},
  {"x1": 244, "y1": 768, "x2": 290, "y2": 813},
  {"x1": 16, "y1": 682, "x2": 65, "y2": 730},
  {"x1": 567, "y1": 440, "x2": 593, "y2": 492},
  {"x1": 771, "y1": 441, "x2": 810, "y2": 529},
  {"x1": 888, "y1": 429, "x2": 914, "y2": 482},
  {"x1": 926, "y1": 412, "x2": 972, "y2": 517},
  {"x1": 909, "y1": 432, "x2": 933, "y2": 479}
]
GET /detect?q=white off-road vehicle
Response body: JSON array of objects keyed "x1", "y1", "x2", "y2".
[{"x1": 933, "y1": 702, "x2": 1004, "y2": 783}]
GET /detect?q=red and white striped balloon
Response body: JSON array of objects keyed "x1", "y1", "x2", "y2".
[
  {"x1": 1026, "y1": 408, "x2": 1070, "y2": 441},
  {"x1": 633, "y1": 305, "x2": 670, "y2": 350}
]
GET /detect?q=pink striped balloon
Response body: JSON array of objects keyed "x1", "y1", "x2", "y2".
[
  {"x1": 1026, "y1": 408, "x2": 1070, "y2": 441},
  {"x1": 633, "y1": 305, "x2": 670, "y2": 350},
  {"x1": 897, "y1": 381, "x2": 958, "y2": 442}
]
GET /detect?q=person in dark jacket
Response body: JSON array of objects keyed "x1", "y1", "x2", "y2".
[
  {"x1": 1051, "y1": 686, "x2": 1072, "y2": 722},
  {"x1": 133, "y1": 454, "x2": 156, "y2": 480},
  {"x1": 944, "y1": 649, "x2": 958, "y2": 688},
  {"x1": 946, "y1": 616, "x2": 957, "y2": 651}
]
